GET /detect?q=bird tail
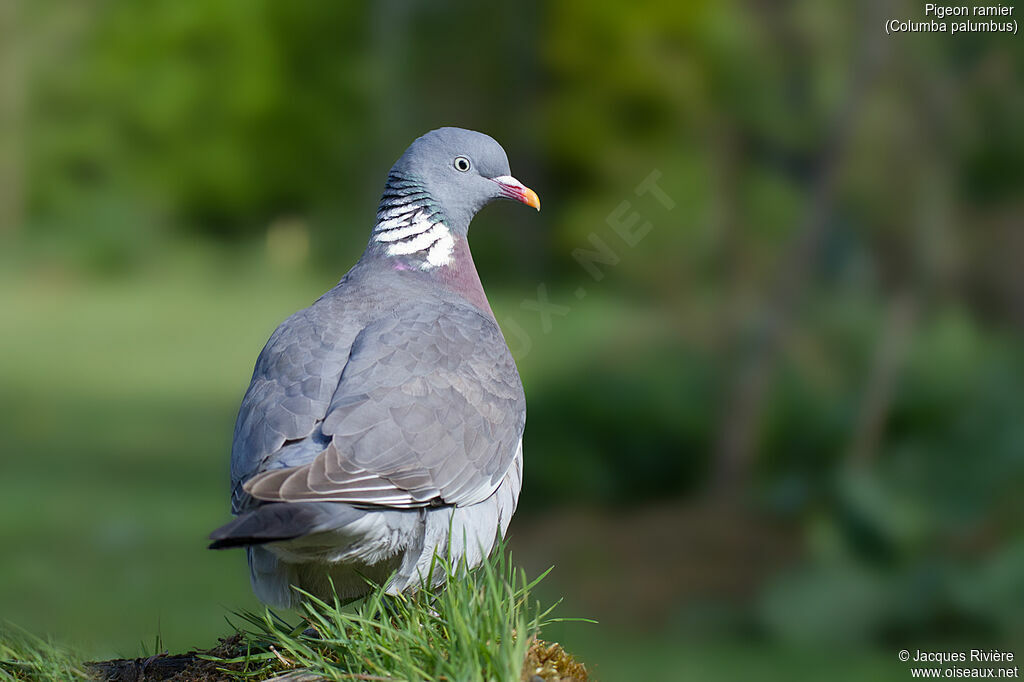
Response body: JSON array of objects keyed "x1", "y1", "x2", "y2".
[{"x1": 208, "y1": 502, "x2": 352, "y2": 549}]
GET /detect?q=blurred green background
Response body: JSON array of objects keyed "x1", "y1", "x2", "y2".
[{"x1": 1, "y1": 1, "x2": 1022, "y2": 679}]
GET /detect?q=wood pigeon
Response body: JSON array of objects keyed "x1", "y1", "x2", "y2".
[{"x1": 208, "y1": 127, "x2": 540, "y2": 607}]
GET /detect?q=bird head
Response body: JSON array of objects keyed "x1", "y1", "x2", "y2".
[{"x1": 388, "y1": 127, "x2": 540, "y2": 234}]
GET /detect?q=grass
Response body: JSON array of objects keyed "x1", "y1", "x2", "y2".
[
  {"x1": 0, "y1": 624, "x2": 91, "y2": 681},
  {"x1": 0, "y1": 547, "x2": 590, "y2": 681},
  {"x1": 214, "y1": 547, "x2": 589, "y2": 681}
]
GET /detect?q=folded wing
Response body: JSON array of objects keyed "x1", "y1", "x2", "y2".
[{"x1": 241, "y1": 302, "x2": 525, "y2": 510}]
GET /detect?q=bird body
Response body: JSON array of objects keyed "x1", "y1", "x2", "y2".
[{"x1": 209, "y1": 128, "x2": 539, "y2": 607}]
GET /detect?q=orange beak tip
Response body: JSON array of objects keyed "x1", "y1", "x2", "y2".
[
  {"x1": 524, "y1": 187, "x2": 541, "y2": 211},
  {"x1": 492, "y1": 175, "x2": 541, "y2": 212}
]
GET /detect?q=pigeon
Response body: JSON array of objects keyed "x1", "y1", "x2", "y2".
[{"x1": 208, "y1": 127, "x2": 540, "y2": 608}]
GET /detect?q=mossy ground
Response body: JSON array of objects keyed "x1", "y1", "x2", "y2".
[{"x1": 84, "y1": 635, "x2": 587, "y2": 681}]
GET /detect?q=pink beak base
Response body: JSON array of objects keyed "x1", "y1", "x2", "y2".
[{"x1": 491, "y1": 175, "x2": 541, "y2": 210}]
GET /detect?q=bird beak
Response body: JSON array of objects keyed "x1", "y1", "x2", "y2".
[{"x1": 491, "y1": 175, "x2": 541, "y2": 211}]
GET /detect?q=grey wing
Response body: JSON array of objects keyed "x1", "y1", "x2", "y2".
[
  {"x1": 230, "y1": 305, "x2": 359, "y2": 513},
  {"x1": 243, "y1": 302, "x2": 525, "y2": 509}
]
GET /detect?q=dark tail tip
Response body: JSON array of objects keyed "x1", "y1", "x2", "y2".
[
  {"x1": 209, "y1": 531, "x2": 302, "y2": 550},
  {"x1": 208, "y1": 504, "x2": 307, "y2": 550},
  {"x1": 208, "y1": 515, "x2": 263, "y2": 550},
  {"x1": 208, "y1": 536, "x2": 252, "y2": 550}
]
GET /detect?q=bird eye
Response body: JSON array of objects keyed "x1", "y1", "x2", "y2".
[{"x1": 453, "y1": 156, "x2": 471, "y2": 172}]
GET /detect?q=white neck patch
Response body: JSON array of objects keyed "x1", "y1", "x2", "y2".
[{"x1": 373, "y1": 207, "x2": 454, "y2": 269}]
